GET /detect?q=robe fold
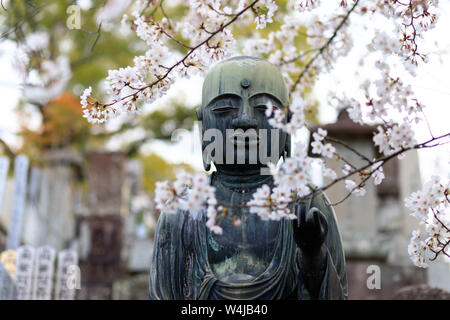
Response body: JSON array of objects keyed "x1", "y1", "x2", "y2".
[{"x1": 149, "y1": 189, "x2": 347, "y2": 300}]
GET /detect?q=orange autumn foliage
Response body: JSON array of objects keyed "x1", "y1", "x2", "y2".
[{"x1": 20, "y1": 91, "x2": 90, "y2": 152}]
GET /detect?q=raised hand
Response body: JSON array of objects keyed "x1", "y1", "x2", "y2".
[{"x1": 293, "y1": 203, "x2": 328, "y2": 255}]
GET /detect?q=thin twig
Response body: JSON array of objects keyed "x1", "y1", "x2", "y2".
[
  {"x1": 290, "y1": 0, "x2": 360, "y2": 95},
  {"x1": 100, "y1": 0, "x2": 261, "y2": 109},
  {"x1": 90, "y1": 22, "x2": 103, "y2": 52},
  {"x1": 324, "y1": 136, "x2": 372, "y2": 163}
]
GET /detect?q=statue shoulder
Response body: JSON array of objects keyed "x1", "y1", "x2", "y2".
[
  {"x1": 155, "y1": 209, "x2": 200, "y2": 250},
  {"x1": 156, "y1": 210, "x2": 179, "y2": 229}
]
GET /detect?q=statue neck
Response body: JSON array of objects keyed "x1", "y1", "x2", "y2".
[{"x1": 213, "y1": 167, "x2": 272, "y2": 191}]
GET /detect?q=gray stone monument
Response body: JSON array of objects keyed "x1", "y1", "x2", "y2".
[
  {"x1": 31, "y1": 246, "x2": 55, "y2": 300},
  {"x1": 16, "y1": 246, "x2": 35, "y2": 300},
  {"x1": 0, "y1": 157, "x2": 10, "y2": 214},
  {"x1": 55, "y1": 249, "x2": 79, "y2": 300},
  {"x1": 6, "y1": 155, "x2": 29, "y2": 250},
  {"x1": 0, "y1": 259, "x2": 18, "y2": 300}
]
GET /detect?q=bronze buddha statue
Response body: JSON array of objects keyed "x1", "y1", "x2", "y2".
[{"x1": 149, "y1": 56, "x2": 347, "y2": 300}]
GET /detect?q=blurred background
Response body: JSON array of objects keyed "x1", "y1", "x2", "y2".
[{"x1": 0, "y1": 0, "x2": 449, "y2": 300}]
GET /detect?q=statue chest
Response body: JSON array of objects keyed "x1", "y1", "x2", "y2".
[
  {"x1": 206, "y1": 205, "x2": 282, "y2": 282},
  {"x1": 204, "y1": 177, "x2": 289, "y2": 282}
]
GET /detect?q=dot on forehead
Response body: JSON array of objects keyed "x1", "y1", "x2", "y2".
[{"x1": 241, "y1": 79, "x2": 251, "y2": 88}]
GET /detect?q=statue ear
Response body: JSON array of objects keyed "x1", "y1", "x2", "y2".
[
  {"x1": 197, "y1": 108, "x2": 209, "y2": 170},
  {"x1": 284, "y1": 108, "x2": 291, "y2": 160},
  {"x1": 283, "y1": 135, "x2": 291, "y2": 160},
  {"x1": 196, "y1": 108, "x2": 203, "y2": 121}
]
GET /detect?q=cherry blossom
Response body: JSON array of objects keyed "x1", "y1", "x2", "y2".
[
  {"x1": 154, "y1": 171, "x2": 223, "y2": 234},
  {"x1": 254, "y1": 0, "x2": 278, "y2": 29},
  {"x1": 294, "y1": 0, "x2": 320, "y2": 12},
  {"x1": 371, "y1": 163, "x2": 385, "y2": 186},
  {"x1": 405, "y1": 176, "x2": 450, "y2": 267},
  {"x1": 22, "y1": 56, "x2": 72, "y2": 105},
  {"x1": 344, "y1": 179, "x2": 366, "y2": 197}
]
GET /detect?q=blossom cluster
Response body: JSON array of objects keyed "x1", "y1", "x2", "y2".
[
  {"x1": 405, "y1": 176, "x2": 450, "y2": 267},
  {"x1": 394, "y1": 0, "x2": 438, "y2": 66},
  {"x1": 373, "y1": 122, "x2": 417, "y2": 156},
  {"x1": 310, "y1": 128, "x2": 336, "y2": 158},
  {"x1": 154, "y1": 172, "x2": 223, "y2": 234},
  {"x1": 82, "y1": 0, "x2": 256, "y2": 123},
  {"x1": 247, "y1": 142, "x2": 314, "y2": 221},
  {"x1": 14, "y1": 31, "x2": 71, "y2": 106},
  {"x1": 247, "y1": 184, "x2": 298, "y2": 221},
  {"x1": 254, "y1": 0, "x2": 278, "y2": 29},
  {"x1": 294, "y1": 0, "x2": 320, "y2": 12},
  {"x1": 266, "y1": 95, "x2": 306, "y2": 135},
  {"x1": 81, "y1": 15, "x2": 175, "y2": 123},
  {"x1": 342, "y1": 161, "x2": 385, "y2": 198}
]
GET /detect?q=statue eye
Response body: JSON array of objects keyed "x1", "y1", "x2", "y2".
[
  {"x1": 212, "y1": 105, "x2": 235, "y2": 113},
  {"x1": 254, "y1": 104, "x2": 279, "y2": 112},
  {"x1": 210, "y1": 99, "x2": 236, "y2": 113},
  {"x1": 255, "y1": 104, "x2": 269, "y2": 110},
  {"x1": 252, "y1": 96, "x2": 281, "y2": 112}
]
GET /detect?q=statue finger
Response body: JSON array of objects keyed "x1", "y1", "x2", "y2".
[
  {"x1": 296, "y1": 202, "x2": 306, "y2": 228},
  {"x1": 313, "y1": 209, "x2": 328, "y2": 237}
]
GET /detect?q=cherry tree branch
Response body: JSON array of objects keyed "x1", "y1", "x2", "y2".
[
  {"x1": 213, "y1": 131, "x2": 450, "y2": 211},
  {"x1": 324, "y1": 136, "x2": 372, "y2": 164},
  {"x1": 100, "y1": 0, "x2": 260, "y2": 109},
  {"x1": 290, "y1": 0, "x2": 360, "y2": 95}
]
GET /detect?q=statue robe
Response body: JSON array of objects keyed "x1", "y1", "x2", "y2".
[{"x1": 149, "y1": 187, "x2": 348, "y2": 300}]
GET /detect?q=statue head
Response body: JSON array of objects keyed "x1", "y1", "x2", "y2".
[{"x1": 197, "y1": 56, "x2": 290, "y2": 172}]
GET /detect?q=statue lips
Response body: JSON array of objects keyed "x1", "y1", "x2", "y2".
[{"x1": 228, "y1": 131, "x2": 259, "y2": 147}]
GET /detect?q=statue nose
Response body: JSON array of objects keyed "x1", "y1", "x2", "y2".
[
  {"x1": 232, "y1": 99, "x2": 257, "y2": 129},
  {"x1": 231, "y1": 117, "x2": 257, "y2": 129}
]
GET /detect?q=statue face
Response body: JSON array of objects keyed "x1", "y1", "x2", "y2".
[
  {"x1": 199, "y1": 57, "x2": 290, "y2": 172},
  {"x1": 200, "y1": 89, "x2": 288, "y2": 172}
]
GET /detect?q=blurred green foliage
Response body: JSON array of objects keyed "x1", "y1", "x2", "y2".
[{"x1": 139, "y1": 152, "x2": 195, "y2": 193}]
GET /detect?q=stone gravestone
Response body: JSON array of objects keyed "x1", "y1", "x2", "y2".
[
  {"x1": 27, "y1": 167, "x2": 40, "y2": 206},
  {"x1": 31, "y1": 246, "x2": 55, "y2": 300},
  {"x1": 0, "y1": 156, "x2": 10, "y2": 213},
  {"x1": 0, "y1": 259, "x2": 17, "y2": 299},
  {"x1": 6, "y1": 155, "x2": 29, "y2": 250},
  {"x1": 0, "y1": 157, "x2": 10, "y2": 249},
  {"x1": 54, "y1": 249, "x2": 79, "y2": 300},
  {"x1": 22, "y1": 168, "x2": 40, "y2": 247},
  {"x1": 78, "y1": 152, "x2": 125, "y2": 300},
  {"x1": 16, "y1": 246, "x2": 35, "y2": 300},
  {"x1": 0, "y1": 250, "x2": 18, "y2": 299}
]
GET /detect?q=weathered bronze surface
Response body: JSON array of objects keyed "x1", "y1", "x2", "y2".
[{"x1": 149, "y1": 56, "x2": 347, "y2": 300}]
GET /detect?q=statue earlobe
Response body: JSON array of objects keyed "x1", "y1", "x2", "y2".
[{"x1": 202, "y1": 154, "x2": 211, "y2": 171}]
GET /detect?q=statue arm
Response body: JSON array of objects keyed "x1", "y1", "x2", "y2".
[
  {"x1": 295, "y1": 190, "x2": 348, "y2": 300},
  {"x1": 149, "y1": 210, "x2": 188, "y2": 300}
]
